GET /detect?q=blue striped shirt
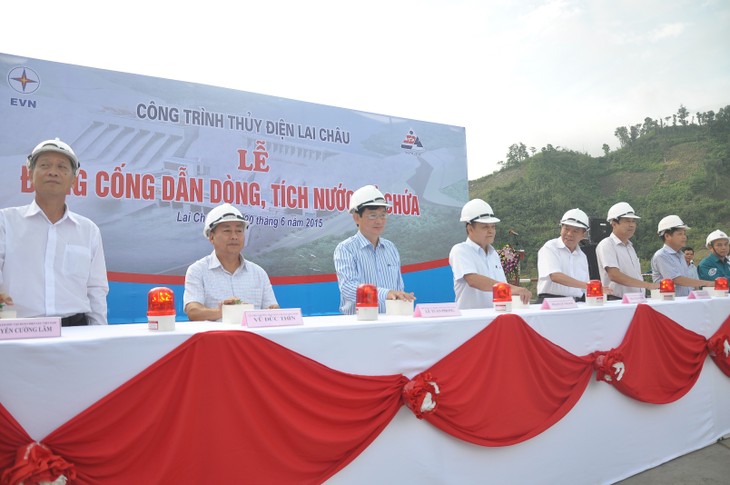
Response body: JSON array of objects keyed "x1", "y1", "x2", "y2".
[
  {"x1": 651, "y1": 245, "x2": 694, "y2": 296},
  {"x1": 333, "y1": 231, "x2": 405, "y2": 314}
]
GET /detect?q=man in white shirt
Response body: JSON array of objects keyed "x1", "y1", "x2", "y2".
[
  {"x1": 0, "y1": 138, "x2": 109, "y2": 325},
  {"x1": 184, "y1": 203, "x2": 279, "y2": 321},
  {"x1": 449, "y1": 199, "x2": 531, "y2": 309},
  {"x1": 595, "y1": 202, "x2": 659, "y2": 299},
  {"x1": 537, "y1": 208, "x2": 600, "y2": 303}
]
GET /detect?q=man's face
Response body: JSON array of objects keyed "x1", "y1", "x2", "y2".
[
  {"x1": 467, "y1": 222, "x2": 497, "y2": 248},
  {"x1": 711, "y1": 239, "x2": 730, "y2": 259},
  {"x1": 30, "y1": 153, "x2": 76, "y2": 197},
  {"x1": 683, "y1": 249, "x2": 694, "y2": 264},
  {"x1": 560, "y1": 224, "x2": 586, "y2": 251},
  {"x1": 354, "y1": 207, "x2": 387, "y2": 241},
  {"x1": 612, "y1": 217, "x2": 637, "y2": 242},
  {"x1": 210, "y1": 221, "x2": 245, "y2": 257},
  {"x1": 664, "y1": 229, "x2": 687, "y2": 251}
]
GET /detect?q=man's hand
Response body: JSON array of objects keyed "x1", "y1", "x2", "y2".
[{"x1": 387, "y1": 290, "x2": 416, "y2": 302}]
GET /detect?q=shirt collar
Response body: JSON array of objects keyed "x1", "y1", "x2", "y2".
[
  {"x1": 27, "y1": 200, "x2": 75, "y2": 225},
  {"x1": 609, "y1": 232, "x2": 632, "y2": 247},
  {"x1": 209, "y1": 250, "x2": 245, "y2": 271},
  {"x1": 465, "y1": 237, "x2": 494, "y2": 255},
  {"x1": 356, "y1": 231, "x2": 381, "y2": 249}
]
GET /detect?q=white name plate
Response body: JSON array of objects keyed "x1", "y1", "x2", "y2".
[
  {"x1": 540, "y1": 297, "x2": 578, "y2": 310},
  {"x1": 243, "y1": 308, "x2": 303, "y2": 328},
  {"x1": 0, "y1": 317, "x2": 62, "y2": 340},
  {"x1": 413, "y1": 303, "x2": 461, "y2": 318},
  {"x1": 688, "y1": 290, "x2": 711, "y2": 300},
  {"x1": 622, "y1": 293, "x2": 647, "y2": 304}
]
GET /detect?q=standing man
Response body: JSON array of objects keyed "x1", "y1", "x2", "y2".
[
  {"x1": 698, "y1": 230, "x2": 730, "y2": 281},
  {"x1": 333, "y1": 184, "x2": 415, "y2": 315},
  {"x1": 449, "y1": 199, "x2": 531, "y2": 309},
  {"x1": 537, "y1": 208, "x2": 606, "y2": 302},
  {"x1": 595, "y1": 202, "x2": 659, "y2": 298},
  {"x1": 650, "y1": 215, "x2": 714, "y2": 296},
  {"x1": 681, "y1": 247, "x2": 699, "y2": 279},
  {"x1": 184, "y1": 203, "x2": 279, "y2": 321},
  {"x1": 0, "y1": 138, "x2": 108, "y2": 325}
]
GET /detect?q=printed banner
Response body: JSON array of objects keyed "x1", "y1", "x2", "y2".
[{"x1": 1, "y1": 53, "x2": 468, "y2": 321}]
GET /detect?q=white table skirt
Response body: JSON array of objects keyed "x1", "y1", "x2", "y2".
[{"x1": 1, "y1": 297, "x2": 729, "y2": 484}]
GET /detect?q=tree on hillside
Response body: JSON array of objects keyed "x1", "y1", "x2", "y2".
[
  {"x1": 502, "y1": 142, "x2": 529, "y2": 168},
  {"x1": 602, "y1": 143, "x2": 610, "y2": 156},
  {"x1": 629, "y1": 124, "x2": 640, "y2": 143},
  {"x1": 614, "y1": 126, "x2": 630, "y2": 147},
  {"x1": 677, "y1": 105, "x2": 689, "y2": 126}
]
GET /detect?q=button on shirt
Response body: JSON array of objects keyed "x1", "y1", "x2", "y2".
[
  {"x1": 595, "y1": 233, "x2": 645, "y2": 297},
  {"x1": 334, "y1": 232, "x2": 404, "y2": 314},
  {"x1": 0, "y1": 201, "x2": 109, "y2": 324},
  {"x1": 698, "y1": 254, "x2": 730, "y2": 281},
  {"x1": 537, "y1": 237, "x2": 589, "y2": 298},
  {"x1": 651, "y1": 245, "x2": 694, "y2": 296},
  {"x1": 183, "y1": 251, "x2": 278, "y2": 315},
  {"x1": 449, "y1": 238, "x2": 506, "y2": 309}
]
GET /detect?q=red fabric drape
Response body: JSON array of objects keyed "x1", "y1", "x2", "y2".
[
  {"x1": 40, "y1": 331, "x2": 407, "y2": 484},
  {"x1": 0, "y1": 403, "x2": 31, "y2": 473},
  {"x1": 595, "y1": 304, "x2": 708, "y2": 404},
  {"x1": 708, "y1": 313, "x2": 730, "y2": 377},
  {"x1": 421, "y1": 314, "x2": 594, "y2": 446}
]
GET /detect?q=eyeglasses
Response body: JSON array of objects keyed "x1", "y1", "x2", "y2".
[{"x1": 365, "y1": 212, "x2": 388, "y2": 220}]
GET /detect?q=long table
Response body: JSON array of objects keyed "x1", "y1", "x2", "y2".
[{"x1": 2, "y1": 297, "x2": 729, "y2": 484}]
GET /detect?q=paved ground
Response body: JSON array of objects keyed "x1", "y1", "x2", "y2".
[{"x1": 616, "y1": 439, "x2": 730, "y2": 484}]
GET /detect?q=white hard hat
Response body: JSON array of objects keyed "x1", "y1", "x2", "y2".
[
  {"x1": 657, "y1": 215, "x2": 688, "y2": 235},
  {"x1": 460, "y1": 199, "x2": 500, "y2": 224},
  {"x1": 203, "y1": 203, "x2": 248, "y2": 237},
  {"x1": 560, "y1": 208, "x2": 589, "y2": 230},
  {"x1": 706, "y1": 229, "x2": 729, "y2": 248},
  {"x1": 27, "y1": 138, "x2": 80, "y2": 174},
  {"x1": 349, "y1": 185, "x2": 391, "y2": 213},
  {"x1": 607, "y1": 202, "x2": 640, "y2": 222}
]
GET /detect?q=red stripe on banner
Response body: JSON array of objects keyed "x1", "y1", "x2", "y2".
[{"x1": 108, "y1": 259, "x2": 450, "y2": 286}]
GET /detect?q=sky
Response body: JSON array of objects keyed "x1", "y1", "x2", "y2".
[{"x1": 2, "y1": 0, "x2": 729, "y2": 180}]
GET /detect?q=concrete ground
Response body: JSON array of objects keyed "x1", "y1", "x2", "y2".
[{"x1": 616, "y1": 439, "x2": 730, "y2": 484}]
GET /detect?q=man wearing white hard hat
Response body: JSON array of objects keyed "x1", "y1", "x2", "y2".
[
  {"x1": 184, "y1": 203, "x2": 278, "y2": 320},
  {"x1": 595, "y1": 202, "x2": 659, "y2": 298},
  {"x1": 650, "y1": 215, "x2": 715, "y2": 296},
  {"x1": 449, "y1": 199, "x2": 531, "y2": 308},
  {"x1": 0, "y1": 138, "x2": 109, "y2": 325},
  {"x1": 333, "y1": 185, "x2": 415, "y2": 314},
  {"x1": 537, "y1": 208, "x2": 607, "y2": 302},
  {"x1": 698, "y1": 230, "x2": 730, "y2": 281}
]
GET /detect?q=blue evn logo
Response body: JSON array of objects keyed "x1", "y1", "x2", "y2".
[{"x1": 10, "y1": 98, "x2": 37, "y2": 108}]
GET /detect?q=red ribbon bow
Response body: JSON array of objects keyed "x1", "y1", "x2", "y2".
[
  {"x1": 1, "y1": 442, "x2": 76, "y2": 485},
  {"x1": 402, "y1": 372, "x2": 440, "y2": 419},
  {"x1": 592, "y1": 349, "x2": 626, "y2": 383}
]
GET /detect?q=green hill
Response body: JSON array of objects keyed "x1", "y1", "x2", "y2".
[{"x1": 468, "y1": 105, "x2": 730, "y2": 280}]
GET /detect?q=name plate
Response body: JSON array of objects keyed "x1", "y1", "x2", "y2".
[
  {"x1": 688, "y1": 290, "x2": 711, "y2": 300},
  {"x1": 0, "y1": 317, "x2": 62, "y2": 340},
  {"x1": 622, "y1": 293, "x2": 647, "y2": 304},
  {"x1": 413, "y1": 303, "x2": 461, "y2": 318},
  {"x1": 540, "y1": 297, "x2": 578, "y2": 310},
  {"x1": 243, "y1": 308, "x2": 303, "y2": 328}
]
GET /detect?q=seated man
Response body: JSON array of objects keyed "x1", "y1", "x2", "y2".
[
  {"x1": 449, "y1": 199, "x2": 531, "y2": 309},
  {"x1": 333, "y1": 184, "x2": 415, "y2": 314},
  {"x1": 650, "y1": 215, "x2": 714, "y2": 296},
  {"x1": 184, "y1": 203, "x2": 279, "y2": 321},
  {"x1": 0, "y1": 138, "x2": 108, "y2": 325},
  {"x1": 698, "y1": 230, "x2": 730, "y2": 281},
  {"x1": 595, "y1": 202, "x2": 659, "y2": 299},
  {"x1": 537, "y1": 209, "x2": 609, "y2": 302}
]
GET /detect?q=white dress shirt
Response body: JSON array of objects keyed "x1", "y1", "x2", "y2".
[
  {"x1": 0, "y1": 201, "x2": 109, "y2": 324},
  {"x1": 595, "y1": 233, "x2": 645, "y2": 297},
  {"x1": 449, "y1": 238, "x2": 506, "y2": 309},
  {"x1": 183, "y1": 251, "x2": 278, "y2": 315},
  {"x1": 537, "y1": 237, "x2": 588, "y2": 298}
]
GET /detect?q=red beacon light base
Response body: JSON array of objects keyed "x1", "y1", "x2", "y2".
[
  {"x1": 148, "y1": 287, "x2": 176, "y2": 331},
  {"x1": 356, "y1": 284, "x2": 379, "y2": 321},
  {"x1": 493, "y1": 282, "x2": 512, "y2": 312},
  {"x1": 586, "y1": 280, "x2": 604, "y2": 306},
  {"x1": 652, "y1": 278, "x2": 675, "y2": 301}
]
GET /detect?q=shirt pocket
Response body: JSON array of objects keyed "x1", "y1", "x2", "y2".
[{"x1": 63, "y1": 244, "x2": 92, "y2": 282}]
